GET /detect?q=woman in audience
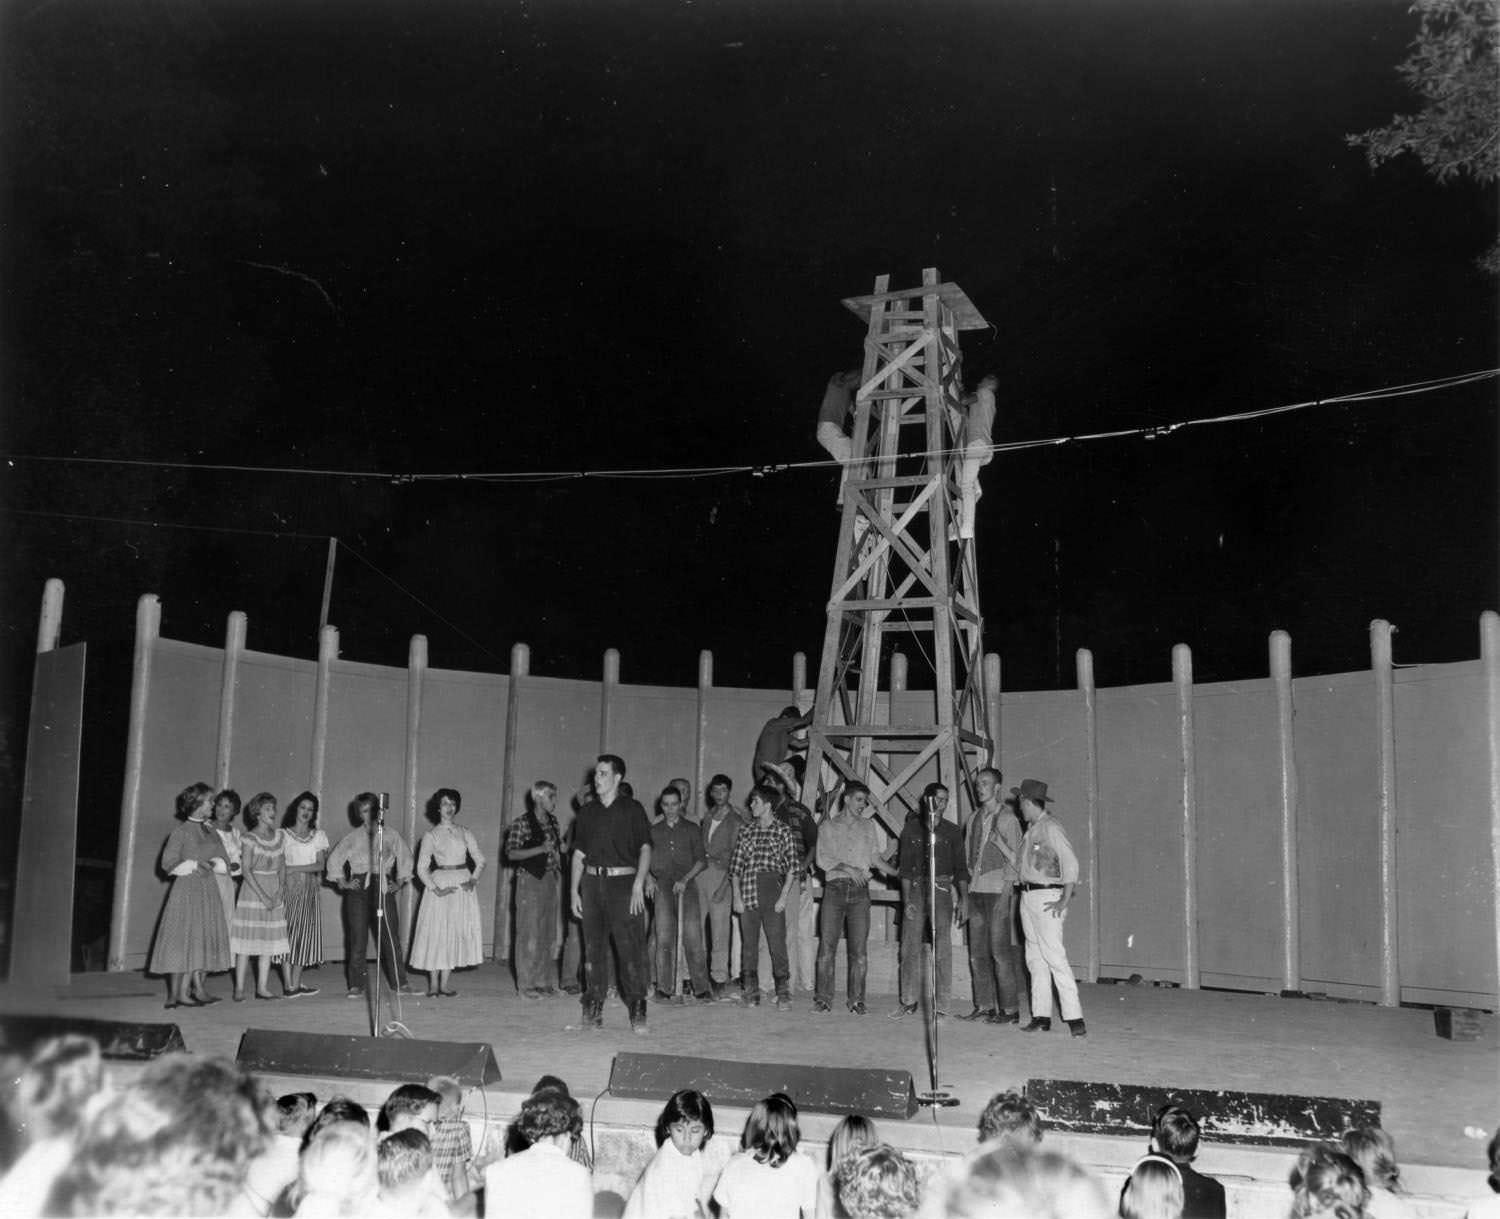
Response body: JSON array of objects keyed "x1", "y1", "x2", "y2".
[
  {"x1": 0, "y1": 1036, "x2": 103, "y2": 1219},
  {"x1": 624, "y1": 1089, "x2": 726, "y2": 1219},
  {"x1": 149, "y1": 781, "x2": 233, "y2": 1009},
  {"x1": 484, "y1": 1087, "x2": 592, "y2": 1219},
  {"x1": 294, "y1": 1121, "x2": 379, "y2": 1218},
  {"x1": 232, "y1": 792, "x2": 292, "y2": 1001},
  {"x1": 835, "y1": 1144, "x2": 921, "y2": 1219},
  {"x1": 1119, "y1": 1155, "x2": 1184, "y2": 1219},
  {"x1": 410, "y1": 788, "x2": 486, "y2": 998},
  {"x1": 818, "y1": 1114, "x2": 880, "y2": 1219},
  {"x1": 1340, "y1": 1127, "x2": 1414, "y2": 1219},
  {"x1": 49, "y1": 1053, "x2": 274, "y2": 1216},
  {"x1": 281, "y1": 791, "x2": 329, "y2": 997},
  {"x1": 714, "y1": 1092, "x2": 819, "y2": 1218},
  {"x1": 1289, "y1": 1144, "x2": 1370, "y2": 1219}
]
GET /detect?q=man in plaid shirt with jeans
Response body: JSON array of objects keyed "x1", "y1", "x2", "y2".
[{"x1": 729, "y1": 783, "x2": 799, "y2": 1010}]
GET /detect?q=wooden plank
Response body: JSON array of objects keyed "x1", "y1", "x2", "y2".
[{"x1": 842, "y1": 281, "x2": 988, "y2": 331}]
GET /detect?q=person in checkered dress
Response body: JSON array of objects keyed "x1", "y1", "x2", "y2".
[{"x1": 728, "y1": 783, "x2": 800, "y2": 1009}]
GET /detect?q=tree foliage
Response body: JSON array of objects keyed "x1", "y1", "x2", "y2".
[{"x1": 1348, "y1": 0, "x2": 1500, "y2": 271}]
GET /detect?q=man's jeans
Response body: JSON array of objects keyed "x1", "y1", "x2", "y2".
[
  {"x1": 759, "y1": 875, "x2": 816, "y2": 991},
  {"x1": 580, "y1": 873, "x2": 647, "y2": 1008},
  {"x1": 815, "y1": 878, "x2": 870, "y2": 1007},
  {"x1": 899, "y1": 884, "x2": 954, "y2": 1008},
  {"x1": 695, "y1": 865, "x2": 734, "y2": 984},
  {"x1": 513, "y1": 868, "x2": 560, "y2": 991},
  {"x1": 650, "y1": 881, "x2": 710, "y2": 996},
  {"x1": 341, "y1": 880, "x2": 407, "y2": 991},
  {"x1": 967, "y1": 889, "x2": 1025, "y2": 1013},
  {"x1": 739, "y1": 873, "x2": 790, "y2": 998}
]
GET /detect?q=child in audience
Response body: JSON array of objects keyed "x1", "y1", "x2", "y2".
[
  {"x1": 484, "y1": 1088, "x2": 592, "y2": 1219},
  {"x1": 294, "y1": 1121, "x2": 379, "y2": 1218},
  {"x1": 0, "y1": 1036, "x2": 103, "y2": 1219},
  {"x1": 376, "y1": 1128, "x2": 450, "y2": 1218},
  {"x1": 425, "y1": 1075, "x2": 476, "y2": 1203},
  {"x1": 1289, "y1": 1144, "x2": 1370, "y2": 1219},
  {"x1": 1340, "y1": 1127, "x2": 1414, "y2": 1219},
  {"x1": 817, "y1": 1114, "x2": 880, "y2": 1219},
  {"x1": 713, "y1": 1092, "x2": 820, "y2": 1218},
  {"x1": 835, "y1": 1144, "x2": 921, "y2": 1219},
  {"x1": 1120, "y1": 1155, "x2": 1184, "y2": 1219},
  {"x1": 239, "y1": 1092, "x2": 317, "y2": 1216},
  {"x1": 624, "y1": 1089, "x2": 727, "y2": 1219}
]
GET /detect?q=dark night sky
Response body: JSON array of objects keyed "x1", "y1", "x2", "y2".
[{"x1": 1, "y1": 1, "x2": 1496, "y2": 856}]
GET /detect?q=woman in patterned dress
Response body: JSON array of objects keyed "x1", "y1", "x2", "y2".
[
  {"x1": 409, "y1": 788, "x2": 486, "y2": 997},
  {"x1": 230, "y1": 792, "x2": 291, "y2": 1001},
  {"x1": 280, "y1": 790, "x2": 329, "y2": 996},
  {"x1": 148, "y1": 782, "x2": 232, "y2": 1009}
]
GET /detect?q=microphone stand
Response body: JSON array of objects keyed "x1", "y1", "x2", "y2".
[
  {"x1": 916, "y1": 803, "x2": 958, "y2": 1108},
  {"x1": 370, "y1": 810, "x2": 384, "y2": 1038}
]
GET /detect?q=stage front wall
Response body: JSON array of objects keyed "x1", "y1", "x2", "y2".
[{"x1": 110, "y1": 632, "x2": 1497, "y2": 1007}]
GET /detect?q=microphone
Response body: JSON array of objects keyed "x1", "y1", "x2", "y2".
[{"x1": 377, "y1": 792, "x2": 389, "y2": 825}]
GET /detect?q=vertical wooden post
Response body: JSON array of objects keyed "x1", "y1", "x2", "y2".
[
  {"x1": 108, "y1": 594, "x2": 160, "y2": 971},
  {"x1": 1270, "y1": 630, "x2": 1302, "y2": 994},
  {"x1": 401, "y1": 635, "x2": 427, "y2": 935},
  {"x1": 319, "y1": 537, "x2": 338, "y2": 632},
  {"x1": 984, "y1": 653, "x2": 1002, "y2": 770},
  {"x1": 695, "y1": 651, "x2": 713, "y2": 824},
  {"x1": 600, "y1": 649, "x2": 620, "y2": 752},
  {"x1": 310, "y1": 625, "x2": 338, "y2": 799},
  {"x1": 1173, "y1": 643, "x2": 1200, "y2": 990},
  {"x1": 1482, "y1": 611, "x2": 1500, "y2": 1013},
  {"x1": 494, "y1": 642, "x2": 529, "y2": 960},
  {"x1": 216, "y1": 612, "x2": 247, "y2": 790},
  {"x1": 792, "y1": 651, "x2": 808, "y2": 702},
  {"x1": 1370, "y1": 620, "x2": 1400, "y2": 1007},
  {"x1": 37, "y1": 578, "x2": 64, "y2": 654},
  {"x1": 1077, "y1": 648, "x2": 1101, "y2": 984}
]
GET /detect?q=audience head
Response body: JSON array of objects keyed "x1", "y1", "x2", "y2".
[
  {"x1": 273, "y1": 1092, "x2": 318, "y2": 1139},
  {"x1": 296, "y1": 1120, "x2": 378, "y2": 1216},
  {"x1": 1488, "y1": 1127, "x2": 1500, "y2": 1193},
  {"x1": 9, "y1": 1034, "x2": 103, "y2": 1145},
  {"x1": 50, "y1": 1053, "x2": 273, "y2": 1216},
  {"x1": 1289, "y1": 1143, "x2": 1370, "y2": 1219},
  {"x1": 940, "y1": 1144, "x2": 1112, "y2": 1219},
  {"x1": 978, "y1": 1090, "x2": 1043, "y2": 1147},
  {"x1": 742, "y1": 1092, "x2": 799, "y2": 1168},
  {"x1": 1150, "y1": 1104, "x2": 1202, "y2": 1164},
  {"x1": 836, "y1": 1144, "x2": 921, "y2": 1219},
  {"x1": 1120, "y1": 1154, "x2": 1184, "y2": 1219},
  {"x1": 425, "y1": 1075, "x2": 464, "y2": 1119},
  {"x1": 303, "y1": 1097, "x2": 370, "y2": 1149},
  {"x1": 654, "y1": 1089, "x2": 714, "y2": 1155},
  {"x1": 176, "y1": 781, "x2": 215, "y2": 822},
  {"x1": 379, "y1": 1084, "x2": 439, "y2": 1135},
  {"x1": 532, "y1": 1074, "x2": 570, "y2": 1097},
  {"x1": 282, "y1": 791, "x2": 319, "y2": 830},
  {"x1": 1339, "y1": 1126, "x2": 1402, "y2": 1195},
  {"x1": 377, "y1": 1127, "x2": 434, "y2": 1194},
  {"x1": 516, "y1": 1088, "x2": 582, "y2": 1144},
  {"x1": 827, "y1": 1113, "x2": 880, "y2": 1171}
]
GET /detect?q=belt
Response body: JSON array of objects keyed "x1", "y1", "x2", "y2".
[
  {"x1": 585, "y1": 865, "x2": 636, "y2": 877},
  {"x1": 826, "y1": 876, "x2": 869, "y2": 885},
  {"x1": 1019, "y1": 882, "x2": 1062, "y2": 891}
]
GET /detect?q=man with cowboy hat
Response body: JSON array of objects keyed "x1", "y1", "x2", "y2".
[
  {"x1": 758, "y1": 759, "x2": 819, "y2": 993},
  {"x1": 1014, "y1": 779, "x2": 1085, "y2": 1037}
]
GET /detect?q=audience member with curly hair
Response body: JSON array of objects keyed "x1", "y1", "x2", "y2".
[
  {"x1": 1339, "y1": 1127, "x2": 1414, "y2": 1219},
  {"x1": 976, "y1": 1091, "x2": 1043, "y2": 1149},
  {"x1": 1289, "y1": 1144, "x2": 1370, "y2": 1219},
  {"x1": 0, "y1": 1036, "x2": 104, "y2": 1219},
  {"x1": 835, "y1": 1143, "x2": 921, "y2": 1219},
  {"x1": 483, "y1": 1086, "x2": 592, "y2": 1219},
  {"x1": 817, "y1": 1114, "x2": 881, "y2": 1219}
]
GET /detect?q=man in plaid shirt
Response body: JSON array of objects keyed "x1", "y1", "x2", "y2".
[{"x1": 729, "y1": 783, "x2": 799, "y2": 1010}]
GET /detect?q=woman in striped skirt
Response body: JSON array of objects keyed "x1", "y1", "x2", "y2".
[
  {"x1": 231, "y1": 792, "x2": 291, "y2": 1001},
  {"x1": 281, "y1": 790, "x2": 329, "y2": 996}
]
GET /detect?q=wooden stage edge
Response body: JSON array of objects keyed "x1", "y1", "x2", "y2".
[{"x1": 2, "y1": 964, "x2": 1493, "y2": 1211}]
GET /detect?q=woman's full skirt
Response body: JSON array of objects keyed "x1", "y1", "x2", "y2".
[
  {"x1": 150, "y1": 871, "x2": 231, "y2": 974},
  {"x1": 409, "y1": 868, "x2": 483, "y2": 970}
]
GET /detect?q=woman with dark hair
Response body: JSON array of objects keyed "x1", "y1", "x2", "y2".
[
  {"x1": 210, "y1": 790, "x2": 244, "y2": 929},
  {"x1": 624, "y1": 1090, "x2": 727, "y2": 1219},
  {"x1": 231, "y1": 793, "x2": 291, "y2": 1002},
  {"x1": 409, "y1": 788, "x2": 486, "y2": 997},
  {"x1": 714, "y1": 1093, "x2": 819, "y2": 1218},
  {"x1": 280, "y1": 791, "x2": 329, "y2": 997},
  {"x1": 483, "y1": 1088, "x2": 591, "y2": 1219},
  {"x1": 148, "y1": 782, "x2": 232, "y2": 1009}
]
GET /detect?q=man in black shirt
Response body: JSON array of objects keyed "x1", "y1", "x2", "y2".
[
  {"x1": 890, "y1": 782, "x2": 969, "y2": 1020},
  {"x1": 1147, "y1": 1105, "x2": 1226, "y2": 1219},
  {"x1": 569, "y1": 754, "x2": 653, "y2": 1033}
]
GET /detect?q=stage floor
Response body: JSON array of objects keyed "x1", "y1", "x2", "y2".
[{"x1": 5, "y1": 962, "x2": 1493, "y2": 1175}]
